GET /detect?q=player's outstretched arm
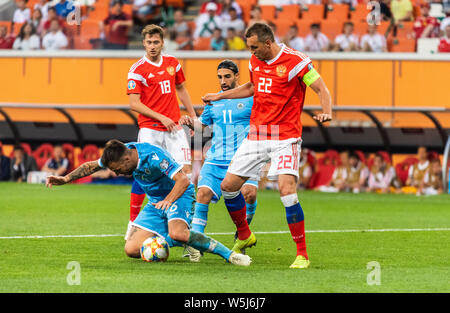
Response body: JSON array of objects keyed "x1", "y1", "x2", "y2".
[
  {"x1": 46, "y1": 161, "x2": 102, "y2": 188},
  {"x1": 309, "y1": 77, "x2": 333, "y2": 123},
  {"x1": 202, "y1": 82, "x2": 254, "y2": 105},
  {"x1": 152, "y1": 171, "x2": 190, "y2": 210}
]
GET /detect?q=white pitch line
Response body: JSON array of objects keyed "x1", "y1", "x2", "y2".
[{"x1": 0, "y1": 228, "x2": 449, "y2": 240}]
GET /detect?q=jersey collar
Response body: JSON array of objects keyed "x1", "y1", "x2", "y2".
[
  {"x1": 265, "y1": 43, "x2": 285, "y2": 65},
  {"x1": 143, "y1": 54, "x2": 164, "y2": 67}
]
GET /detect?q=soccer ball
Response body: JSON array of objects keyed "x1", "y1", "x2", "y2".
[{"x1": 140, "y1": 236, "x2": 169, "y2": 262}]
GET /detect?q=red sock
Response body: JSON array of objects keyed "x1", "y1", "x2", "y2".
[
  {"x1": 130, "y1": 193, "x2": 145, "y2": 222},
  {"x1": 228, "y1": 207, "x2": 251, "y2": 240},
  {"x1": 288, "y1": 221, "x2": 308, "y2": 259}
]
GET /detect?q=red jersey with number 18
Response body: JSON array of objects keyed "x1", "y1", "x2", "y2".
[
  {"x1": 249, "y1": 44, "x2": 315, "y2": 141},
  {"x1": 127, "y1": 54, "x2": 185, "y2": 131}
]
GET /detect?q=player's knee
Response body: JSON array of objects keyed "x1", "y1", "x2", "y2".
[
  {"x1": 279, "y1": 181, "x2": 297, "y2": 197},
  {"x1": 242, "y1": 188, "x2": 257, "y2": 204},
  {"x1": 221, "y1": 179, "x2": 237, "y2": 193},
  {"x1": 197, "y1": 188, "x2": 213, "y2": 204},
  {"x1": 124, "y1": 243, "x2": 141, "y2": 258},
  {"x1": 168, "y1": 229, "x2": 188, "y2": 243}
]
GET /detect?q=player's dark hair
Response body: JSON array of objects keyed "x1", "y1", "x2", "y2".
[
  {"x1": 217, "y1": 60, "x2": 239, "y2": 74},
  {"x1": 141, "y1": 24, "x2": 164, "y2": 40},
  {"x1": 101, "y1": 139, "x2": 128, "y2": 168},
  {"x1": 349, "y1": 152, "x2": 360, "y2": 160},
  {"x1": 310, "y1": 23, "x2": 320, "y2": 29},
  {"x1": 245, "y1": 22, "x2": 275, "y2": 43}
]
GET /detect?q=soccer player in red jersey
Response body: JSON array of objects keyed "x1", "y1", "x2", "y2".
[
  {"x1": 126, "y1": 24, "x2": 197, "y2": 239},
  {"x1": 202, "y1": 23, "x2": 332, "y2": 268}
]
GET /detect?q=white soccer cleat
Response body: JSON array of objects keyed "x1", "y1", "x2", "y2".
[
  {"x1": 186, "y1": 246, "x2": 202, "y2": 262},
  {"x1": 228, "y1": 252, "x2": 252, "y2": 266},
  {"x1": 124, "y1": 221, "x2": 133, "y2": 241}
]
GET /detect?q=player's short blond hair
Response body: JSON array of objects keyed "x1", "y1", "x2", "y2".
[{"x1": 141, "y1": 24, "x2": 164, "y2": 40}]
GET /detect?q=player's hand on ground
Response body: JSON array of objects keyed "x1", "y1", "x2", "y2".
[
  {"x1": 313, "y1": 113, "x2": 332, "y2": 123},
  {"x1": 152, "y1": 200, "x2": 173, "y2": 211},
  {"x1": 161, "y1": 116, "x2": 177, "y2": 133},
  {"x1": 46, "y1": 175, "x2": 69, "y2": 188},
  {"x1": 201, "y1": 93, "x2": 220, "y2": 105}
]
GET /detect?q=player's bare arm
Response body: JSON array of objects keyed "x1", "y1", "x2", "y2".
[
  {"x1": 129, "y1": 93, "x2": 177, "y2": 132},
  {"x1": 152, "y1": 171, "x2": 190, "y2": 210},
  {"x1": 309, "y1": 77, "x2": 333, "y2": 123},
  {"x1": 46, "y1": 161, "x2": 102, "y2": 188},
  {"x1": 202, "y1": 82, "x2": 254, "y2": 105},
  {"x1": 175, "y1": 83, "x2": 197, "y2": 118}
]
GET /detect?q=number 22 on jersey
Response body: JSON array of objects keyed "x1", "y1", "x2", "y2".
[{"x1": 257, "y1": 77, "x2": 272, "y2": 93}]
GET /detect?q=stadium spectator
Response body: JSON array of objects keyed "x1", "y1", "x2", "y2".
[
  {"x1": 402, "y1": 146, "x2": 430, "y2": 193},
  {"x1": 13, "y1": 22, "x2": 40, "y2": 50},
  {"x1": 13, "y1": 0, "x2": 31, "y2": 24},
  {"x1": 0, "y1": 25, "x2": 15, "y2": 49},
  {"x1": 0, "y1": 144, "x2": 11, "y2": 181},
  {"x1": 346, "y1": 152, "x2": 369, "y2": 193},
  {"x1": 333, "y1": 21, "x2": 359, "y2": 52},
  {"x1": 391, "y1": 0, "x2": 413, "y2": 23},
  {"x1": 54, "y1": 0, "x2": 75, "y2": 18},
  {"x1": 304, "y1": 23, "x2": 330, "y2": 52},
  {"x1": 30, "y1": 9, "x2": 44, "y2": 36},
  {"x1": 225, "y1": 27, "x2": 246, "y2": 51},
  {"x1": 318, "y1": 151, "x2": 350, "y2": 193},
  {"x1": 267, "y1": 21, "x2": 281, "y2": 43},
  {"x1": 99, "y1": 1, "x2": 132, "y2": 50},
  {"x1": 162, "y1": 27, "x2": 179, "y2": 52},
  {"x1": 248, "y1": 6, "x2": 267, "y2": 27},
  {"x1": 10, "y1": 145, "x2": 38, "y2": 182},
  {"x1": 283, "y1": 24, "x2": 305, "y2": 51},
  {"x1": 221, "y1": 7, "x2": 245, "y2": 37},
  {"x1": 379, "y1": 0, "x2": 394, "y2": 22},
  {"x1": 297, "y1": 149, "x2": 312, "y2": 190},
  {"x1": 366, "y1": 153, "x2": 398, "y2": 193},
  {"x1": 413, "y1": 3, "x2": 440, "y2": 39},
  {"x1": 193, "y1": 2, "x2": 223, "y2": 39},
  {"x1": 42, "y1": 19, "x2": 68, "y2": 50},
  {"x1": 438, "y1": 23, "x2": 450, "y2": 52},
  {"x1": 419, "y1": 159, "x2": 443, "y2": 195},
  {"x1": 171, "y1": 9, "x2": 189, "y2": 35},
  {"x1": 360, "y1": 24, "x2": 388, "y2": 52},
  {"x1": 440, "y1": 15, "x2": 450, "y2": 34},
  {"x1": 133, "y1": 0, "x2": 156, "y2": 26},
  {"x1": 34, "y1": 0, "x2": 50, "y2": 21},
  {"x1": 220, "y1": 0, "x2": 242, "y2": 21},
  {"x1": 41, "y1": 145, "x2": 69, "y2": 176},
  {"x1": 210, "y1": 27, "x2": 226, "y2": 50}
]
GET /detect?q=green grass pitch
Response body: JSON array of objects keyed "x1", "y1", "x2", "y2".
[{"x1": 0, "y1": 182, "x2": 449, "y2": 293}]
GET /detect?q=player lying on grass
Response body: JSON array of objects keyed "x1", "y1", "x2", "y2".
[
  {"x1": 45, "y1": 139, "x2": 251, "y2": 266},
  {"x1": 179, "y1": 60, "x2": 258, "y2": 262}
]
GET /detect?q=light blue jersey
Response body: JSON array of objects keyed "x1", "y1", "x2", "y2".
[{"x1": 199, "y1": 95, "x2": 253, "y2": 166}]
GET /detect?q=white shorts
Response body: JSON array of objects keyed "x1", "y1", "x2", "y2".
[
  {"x1": 227, "y1": 137, "x2": 302, "y2": 181},
  {"x1": 138, "y1": 127, "x2": 191, "y2": 165}
]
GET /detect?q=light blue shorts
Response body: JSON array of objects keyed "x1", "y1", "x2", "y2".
[
  {"x1": 132, "y1": 191, "x2": 195, "y2": 247},
  {"x1": 198, "y1": 163, "x2": 258, "y2": 203}
]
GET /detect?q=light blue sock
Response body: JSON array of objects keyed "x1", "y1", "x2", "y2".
[
  {"x1": 185, "y1": 230, "x2": 233, "y2": 261},
  {"x1": 191, "y1": 203, "x2": 209, "y2": 233},
  {"x1": 246, "y1": 200, "x2": 257, "y2": 225}
]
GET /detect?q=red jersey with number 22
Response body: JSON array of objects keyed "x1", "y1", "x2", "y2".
[
  {"x1": 127, "y1": 54, "x2": 185, "y2": 131},
  {"x1": 249, "y1": 44, "x2": 313, "y2": 140}
]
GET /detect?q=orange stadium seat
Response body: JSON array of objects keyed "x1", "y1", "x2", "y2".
[
  {"x1": 301, "y1": 4, "x2": 325, "y2": 21},
  {"x1": 321, "y1": 20, "x2": 344, "y2": 41},
  {"x1": 193, "y1": 37, "x2": 211, "y2": 50},
  {"x1": 273, "y1": 19, "x2": 296, "y2": 38},
  {"x1": 390, "y1": 37, "x2": 416, "y2": 52},
  {"x1": 73, "y1": 35, "x2": 93, "y2": 49},
  {"x1": 236, "y1": 0, "x2": 257, "y2": 6},
  {"x1": 296, "y1": 19, "x2": 316, "y2": 37},
  {"x1": 122, "y1": 4, "x2": 133, "y2": 17},
  {"x1": 13, "y1": 22, "x2": 24, "y2": 36},
  {"x1": 80, "y1": 20, "x2": 100, "y2": 38},
  {"x1": 260, "y1": 5, "x2": 276, "y2": 21},
  {"x1": 87, "y1": 4, "x2": 109, "y2": 21},
  {"x1": 396, "y1": 21, "x2": 414, "y2": 38},
  {"x1": 239, "y1": 1, "x2": 252, "y2": 24},
  {"x1": 276, "y1": 4, "x2": 300, "y2": 21},
  {"x1": 351, "y1": 4, "x2": 370, "y2": 22},
  {"x1": 326, "y1": 4, "x2": 349, "y2": 21}
]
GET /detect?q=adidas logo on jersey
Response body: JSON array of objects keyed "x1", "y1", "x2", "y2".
[
  {"x1": 254, "y1": 66, "x2": 260, "y2": 71},
  {"x1": 157, "y1": 71, "x2": 165, "y2": 75},
  {"x1": 148, "y1": 73, "x2": 155, "y2": 78},
  {"x1": 264, "y1": 69, "x2": 271, "y2": 73},
  {"x1": 151, "y1": 153, "x2": 159, "y2": 160}
]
